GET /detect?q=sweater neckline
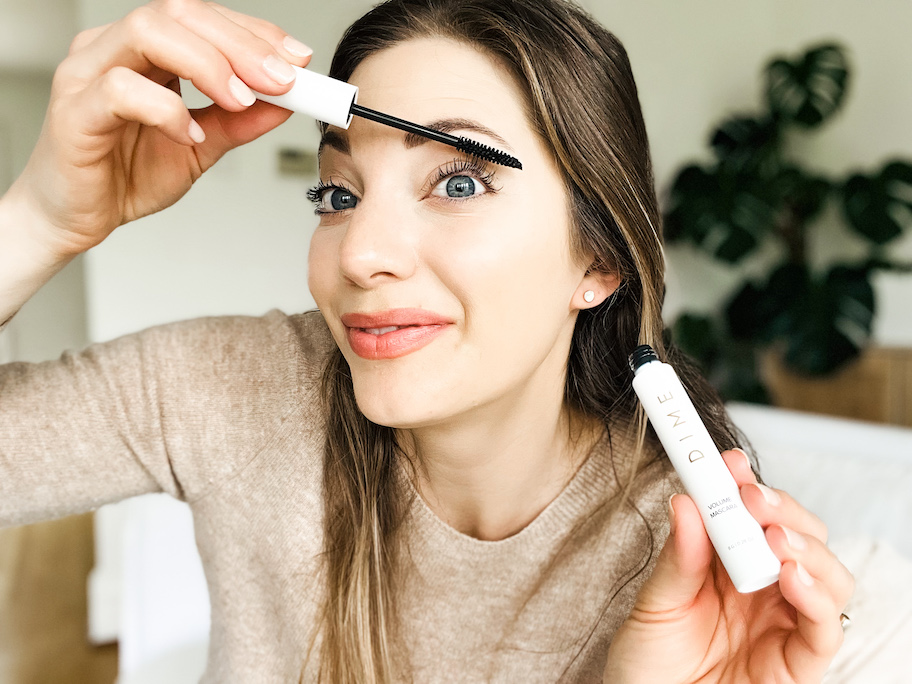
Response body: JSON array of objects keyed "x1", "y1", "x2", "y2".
[{"x1": 398, "y1": 427, "x2": 624, "y2": 553}]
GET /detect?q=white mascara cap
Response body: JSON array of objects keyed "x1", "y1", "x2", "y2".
[{"x1": 252, "y1": 65, "x2": 358, "y2": 129}]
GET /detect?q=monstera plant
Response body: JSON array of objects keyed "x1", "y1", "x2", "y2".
[{"x1": 664, "y1": 43, "x2": 912, "y2": 402}]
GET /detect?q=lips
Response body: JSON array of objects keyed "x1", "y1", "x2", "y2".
[{"x1": 341, "y1": 309, "x2": 453, "y2": 360}]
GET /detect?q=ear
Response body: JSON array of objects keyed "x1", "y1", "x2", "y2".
[{"x1": 572, "y1": 270, "x2": 622, "y2": 310}]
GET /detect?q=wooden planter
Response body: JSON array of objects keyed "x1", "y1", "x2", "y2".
[{"x1": 761, "y1": 347, "x2": 912, "y2": 427}]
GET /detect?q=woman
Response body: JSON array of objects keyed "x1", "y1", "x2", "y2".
[{"x1": 0, "y1": 0, "x2": 852, "y2": 681}]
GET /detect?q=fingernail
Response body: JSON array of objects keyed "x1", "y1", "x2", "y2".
[
  {"x1": 795, "y1": 562, "x2": 814, "y2": 587},
  {"x1": 782, "y1": 525, "x2": 807, "y2": 551},
  {"x1": 732, "y1": 447, "x2": 752, "y2": 472},
  {"x1": 283, "y1": 35, "x2": 313, "y2": 58},
  {"x1": 668, "y1": 494, "x2": 677, "y2": 532},
  {"x1": 757, "y1": 483, "x2": 781, "y2": 507},
  {"x1": 263, "y1": 54, "x2": 296, "y2": 85},
  {"x1": 229, "y1": 74, "x2": 256, "y2": 107},
  {"x1": 187, "y1": 119, "x2": 206, "y2": 144}
]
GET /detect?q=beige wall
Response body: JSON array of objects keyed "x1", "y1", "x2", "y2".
[{"x1": 0, "y1": 71, "x2": 87, "y2": 363}]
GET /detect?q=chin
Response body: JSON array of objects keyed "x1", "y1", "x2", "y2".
[
  {"x1": 354, "y1": 395, "x2": 438, "y2": 429},
  {"x1": 350, "y1": 381, "x2": 452, "y2": 430}
]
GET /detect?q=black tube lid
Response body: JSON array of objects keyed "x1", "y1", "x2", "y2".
[{"x1": 628, "y1": 344, "x2": 659, "y2": 373}]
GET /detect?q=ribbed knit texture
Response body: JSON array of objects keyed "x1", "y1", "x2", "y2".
[{"x1": 0, "y1": 310, "x2": 680, "y2": 682}]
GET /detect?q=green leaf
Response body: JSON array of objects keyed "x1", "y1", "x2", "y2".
[
  {"x1": 710, "y1": 115, "x2": 780, "y2": 173},
  {"x1": 726, "y1": 263, "x2": 808, "y2": 342},
  {"x1": 772, "y1": 167, "x2": 832, "y2": 223},
  {"x1": 766, "y1": 44, "x2": 849, "y2": 128},
  {"x1": 842, "y1": 160, "x2": 912, "y2": 245},
  {"x1": 664, "y1": 165, "x2": 778, "y2": 263},
  {"x1": 725, "y1": 263, "x2": 873, "y2": 375}
]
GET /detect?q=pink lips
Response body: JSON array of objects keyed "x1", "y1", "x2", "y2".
[{"x1": 341, "y1": 309, "x2": 453, "y2": 360}]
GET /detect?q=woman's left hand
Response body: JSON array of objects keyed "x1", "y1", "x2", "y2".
[{"x1": 604, "y1": 449, "x2": 854, "y2": 683}]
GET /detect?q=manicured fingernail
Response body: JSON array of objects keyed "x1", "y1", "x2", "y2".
[
  {"x1": 229, "y1": 74, "x2": 256, "y2": 106},
  {"x1": 668, "y1": 494, "x2": 677, "y2": 531},
  {"x1": 782, "y1": 525, "x2": 807, "y2": 551},
  {"x1": 796, "y1": 562, "x2": 814, "y2": 587},
  {"x1": 283, "y1": 35, "x2": 313, "y2": 58},
  {"x1": 187, "y1": 119, "x2": 206, "y2": 144},
  {"x1": 732, "y1": 447, "x2": 751, "y2": 472},
  {"x1": 263, "y1": 54, "x2": 296, "y2": 85},
  {"x1": 757, "y1": 483, "x2": 781, "y2": 507}
]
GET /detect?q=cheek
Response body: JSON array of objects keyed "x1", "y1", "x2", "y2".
[
  {"x1": 307, "y1": 228, "x2": 338, "y2": 305},
  {"x1": 426, "y1": 197, "x2": 578, "y2": 309}
]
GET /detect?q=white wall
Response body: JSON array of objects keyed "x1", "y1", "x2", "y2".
[
  {"x1": 0, "y1": 0, "x2": 76, "y2": 72},
  {"x1": 7, "y1": 0, "x2": 912, "y2": 346},
  {"x1": 0, "y1": 71, "x2": 88, "y2": 363}
]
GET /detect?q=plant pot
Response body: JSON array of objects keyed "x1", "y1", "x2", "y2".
[{"x1": 760, "y1": 347, "x2": 912, "y2": 427}]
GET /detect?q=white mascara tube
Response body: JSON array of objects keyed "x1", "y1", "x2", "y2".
[
  {"x1": 629, "y1": 345, "x2": 781, "y2": 593},
  {"x1": 251, "y1": 65, "x2": 359, "y2": 129}
]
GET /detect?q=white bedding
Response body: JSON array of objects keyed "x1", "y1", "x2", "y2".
[{"x1": 824, "y1": 537, "x2": 912, "y2": 683}]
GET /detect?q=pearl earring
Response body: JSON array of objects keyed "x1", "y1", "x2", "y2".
[{"x1": 583, "y1": 290, "x2": 595, "y2": 303}]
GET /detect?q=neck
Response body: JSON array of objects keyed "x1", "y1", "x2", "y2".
[{"x1": 399, "y1": 398, "x2": 603, "y2": 542}]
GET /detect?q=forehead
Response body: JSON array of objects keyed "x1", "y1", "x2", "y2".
[{"x1": 343, "y1": 37, "x2": 531, "y2": 144}]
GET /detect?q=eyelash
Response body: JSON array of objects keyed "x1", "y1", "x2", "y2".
[{"x1": 306, "y1": 157, "x2": 499, "y2": 215}]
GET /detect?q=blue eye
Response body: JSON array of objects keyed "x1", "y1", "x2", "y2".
[
  {"x1": 307, "y1": 159, "x2": 498, "y2": 215},
  {"x1": 430, "y1": 171, "x2": 490, "y2": 201},
  {"x1": 445, "y1": 176, "x2": 476, "y2": 198},
  {"x1": 307, "y1": 184, "x2": 359, "y2": 214},
  {"x1": 327, "y1": 188, "x2": 358, "y2": 211}
]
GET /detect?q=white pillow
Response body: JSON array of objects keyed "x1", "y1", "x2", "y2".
[{"x1": 824, "y1": 537, "x2": 912, "y2": 683}]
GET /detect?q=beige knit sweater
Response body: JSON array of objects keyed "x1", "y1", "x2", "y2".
[{"x1": 0, "y1": 309, "x2": 680, "y2": 682}]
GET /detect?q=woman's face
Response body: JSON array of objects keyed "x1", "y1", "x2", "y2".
[{"x1": 308, "y1": 37, "x2": 613, "y2": 429}]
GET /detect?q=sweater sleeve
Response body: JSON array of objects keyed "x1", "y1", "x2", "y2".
[{"x1": 0, "y1": 309, "x2": 330, "y2": 528}]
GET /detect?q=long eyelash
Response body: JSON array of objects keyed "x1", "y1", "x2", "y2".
[
  {"x1": 305, "y1": 157, "x2": 500, "y2": 215},
  {"x1": 305, "y1": 182, "x2": 327, "y2": 205},
  {"x1": 430, "y1": 157, "x2": 500, "y2": 194},
  {"x1": 306, "y1": 178, "x2": 355, "y2": 215}
]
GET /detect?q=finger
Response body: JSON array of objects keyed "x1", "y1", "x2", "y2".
[
  {"x1": 206, "y1": 3, "x2": 313, "y2": 64},
  {"x1": 58, "y1": 8, "x2": 255, "y2": 111},
  {"x1": 68, "y1": 24, "x2": 112, "y2": 55},
  {"x1": 633, "y1": 494, "x2": 715, "y2": 614},
  {"x1": 766, "y1": 524, "x2": 855, "y2": 611},
  {"x1": 780, "y1": 560, "x2": 846, "y2": 682},
  {"x1": 721, "y1": 448, "x2": 758, "y2": 486},
  {"x1": 143, "y1": 0, "x2": 307, "y2": 94},
  {"x1": 190, "y1": 101, "x2": 293, "y2": 172},
  {"x1": 70, "y1": 66, "x2": 200, "y2": 147},
  {"x1": 740, "y1": 482, "x2": 829, "y2": 543}
]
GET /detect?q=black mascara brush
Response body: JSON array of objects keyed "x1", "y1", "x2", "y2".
[
  {"x1": 253, "y1": 65, "x2": 523, "y2": 170},
  {"x1": 349, "y1": 103, "x2": 522, "y2": 169}
]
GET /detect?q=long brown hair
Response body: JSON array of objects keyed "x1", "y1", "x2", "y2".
[{"x1": 310, "y1": 1, "x2": 749, "y2": 681}]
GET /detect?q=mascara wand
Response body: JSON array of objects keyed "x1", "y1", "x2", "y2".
[
  {"x1": 349, "y1": 103, "x2": 522, "y2": 170},
  {"x1": 252, "y1": 66, "x2": 523, "y2": 170}
]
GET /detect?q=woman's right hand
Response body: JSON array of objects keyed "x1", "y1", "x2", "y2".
[{"x1": 8, "y1": 0, "x2": 312, "y2": 259}]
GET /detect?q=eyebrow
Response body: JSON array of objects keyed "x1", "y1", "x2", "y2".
[{"x1": 318, "y1": 117, "x2": 514, "y2": 157}]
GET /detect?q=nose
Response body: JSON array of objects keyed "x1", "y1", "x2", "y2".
[{"x1": 337, "y1": 195, "x2": 418, "y2": 289}]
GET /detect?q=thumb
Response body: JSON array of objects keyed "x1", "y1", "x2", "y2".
[
  {"x1": 635, "y1": 494, "x2": 715, "y2": 613},
  {"x1": 192, "y1": 101, "x2": 294, "y2": 173}
]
